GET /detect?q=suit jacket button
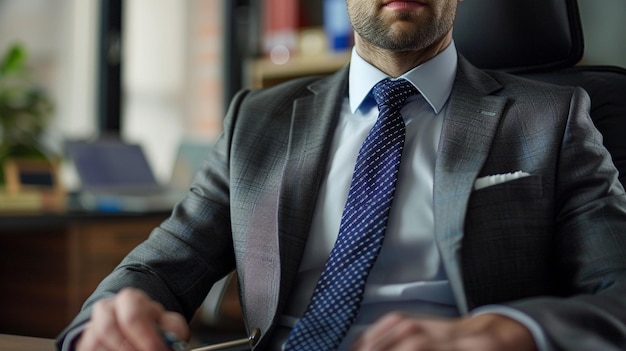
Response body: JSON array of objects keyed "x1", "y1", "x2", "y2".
[{"x1": 249, "y1": 328, "x2": 261, "y2": 347}]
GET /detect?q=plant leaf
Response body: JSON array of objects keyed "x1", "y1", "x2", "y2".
[{"x1": 0, "y1": 43, "x2": 28, "y2": 76}]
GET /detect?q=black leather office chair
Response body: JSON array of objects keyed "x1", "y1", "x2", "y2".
[{"x1": 453, "y1": 0, "x2": 626, "y2": 185}]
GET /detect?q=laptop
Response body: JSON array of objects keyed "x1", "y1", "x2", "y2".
[{"x1": 66, "y1": 139, "x2": 210, "y2": 212}]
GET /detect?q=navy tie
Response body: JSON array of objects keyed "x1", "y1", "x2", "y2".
[{"x1": 284, "y1": 79, "x2": 417, "y2": 350}]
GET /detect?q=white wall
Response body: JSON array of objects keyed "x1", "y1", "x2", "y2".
[
  {"x1": 122, "y1": 0, "x2": 188, "y2": 182},
  {"x1": 56, "y1": 0, "x2": 99, "y2": 141},
  {"x1": 122, "y1": 0, "x2": 225, "y2": 182}
]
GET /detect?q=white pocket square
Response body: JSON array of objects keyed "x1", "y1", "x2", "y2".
[{"x1": 474, "y1": 171, "x2": 531, "y2": 190}]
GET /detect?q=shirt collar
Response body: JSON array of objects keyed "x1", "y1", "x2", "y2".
[{"x1": 349, "y1": 41, "x2": 458, "y2": 114}]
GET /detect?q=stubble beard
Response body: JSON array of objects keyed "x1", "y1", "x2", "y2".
[{"x1": 350, "y1": 5, "x2": 455, "y2": 52}]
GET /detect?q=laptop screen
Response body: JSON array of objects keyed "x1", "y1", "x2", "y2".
[{"x1": 66, "y1": 140, "x2": 160, "y2": 192}]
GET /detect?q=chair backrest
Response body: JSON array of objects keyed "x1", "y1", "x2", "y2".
[
  {"x1": 454, "y1": 0, "x2": 583, "y2": 73},
  {"x1": 453, "y1": 0, "x2": 626, "y2": 185}
]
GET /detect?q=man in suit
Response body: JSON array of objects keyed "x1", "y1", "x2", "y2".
[{"x1": 58, "y1": 0, "x2": 626, "y2": 350}]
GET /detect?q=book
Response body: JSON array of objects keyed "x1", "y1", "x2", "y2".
[{"x1": 262, "y1": 0, "x2": 300, "y2": 63}]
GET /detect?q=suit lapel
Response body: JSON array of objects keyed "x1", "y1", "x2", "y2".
[
  {"x1": 273, "y1": 67, "x2": 349, "y2": 319},
  {"x1": 434, "y1": 57, "x2": 508, "y2": 313}
]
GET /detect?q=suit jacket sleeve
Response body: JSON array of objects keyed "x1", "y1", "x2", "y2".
[{"x1": 55, "y1": 89, "x2": 253, "y2": 350}]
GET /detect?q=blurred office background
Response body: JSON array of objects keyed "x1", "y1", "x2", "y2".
[
  {"x1": 0, "y1": 0, "x2": 624, "y2": 188},
  {"x1": 0, "y1": 0, "x2": 226, "y2": 186}
]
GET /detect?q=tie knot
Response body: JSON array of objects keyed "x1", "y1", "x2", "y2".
[{"x1": 372, "y1": 79, "x2": 417, "y2": 110}]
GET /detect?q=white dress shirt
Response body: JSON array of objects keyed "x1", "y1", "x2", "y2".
[{"x1": 282, "y1": 43, "x2": 459, "y2": 349}]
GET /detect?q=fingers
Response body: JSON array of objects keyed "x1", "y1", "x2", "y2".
[
  {"x1": 78, "y1": 299, "x2": 137, "y2": 351},
  {"x1": 352, "y1": 312, "x2": 538, "y2": 351},
  {"x1": 456, "y1": 314, "x2": 538, "y2": 351},
  {"x1": 352, "y1": 312, "x2": 438, "y2": 351},
  {"x1": 76, "y1": 288, "x2": 189, "y2": 351},
  {"x1": 160, "y1": 311, "x2": 190, "y2": 342},
  {"x1": 114, "y1": 288, "x2": 171, "y2": 351}
]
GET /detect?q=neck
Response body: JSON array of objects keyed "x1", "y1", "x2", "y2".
[{"x1": 355, "y1": 31, "x2": 453, "y2": 78}]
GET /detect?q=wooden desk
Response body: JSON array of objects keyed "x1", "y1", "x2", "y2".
[
  {"x1": 0, "y1": 334, "x2": 54, "y2": 351},
  {"x1": 0, "y1": 210, "x2": 169, "y2": 338}
]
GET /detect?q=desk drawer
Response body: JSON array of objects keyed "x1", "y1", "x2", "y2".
[
  {"x1": 68, "y1": 217, "x2": 164, "y2": 313},
  {"x1": 0, "y1": 213, "x2": 168, "y2": 338}
]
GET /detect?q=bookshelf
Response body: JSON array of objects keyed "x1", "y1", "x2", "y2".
[
  {"x1": 231, "y1": 0, "x2": 352, "y2": 89},
  {"x1": 248, "y1": 49, "x2": 350, "y2": 88}
]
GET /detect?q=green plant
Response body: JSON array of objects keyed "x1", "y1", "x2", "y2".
[{"x1": 0, "y1": 43, "x2": 54, "y2": 184}]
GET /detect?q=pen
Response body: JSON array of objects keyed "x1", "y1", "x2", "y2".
[
  {"x1": 159, "y1": 327, "x2": 190, "y2": 351},
  {"x1": 190, "y1": 328, "x2": 259, "y2": 351},
  {"x1": 160, "y1": 326, "x2": 259, "y2": 351},
  {"x1": 189, "y1": 337, "x2": 252, "y2": 351}
]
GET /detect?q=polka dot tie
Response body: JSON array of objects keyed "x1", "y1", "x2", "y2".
[{"x1": 284, "y1": 79, "x2": 417, "y2": 350}]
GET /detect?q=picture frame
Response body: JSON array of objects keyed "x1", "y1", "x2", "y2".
[
  {"x1": 3, "y1": 158, "x2": 62, "y2": 195},
  {"x1": 1, "y1": 158, "x2": 65, "y2": 211}
]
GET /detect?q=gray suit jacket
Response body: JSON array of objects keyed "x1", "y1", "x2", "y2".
[{"x1": 58, "y1": 56, "x2": 626, "y2": 350}]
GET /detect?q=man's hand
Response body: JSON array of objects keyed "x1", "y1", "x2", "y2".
[
  {"x1": 352, "y1": 312, "x2": 538, "y2": 351},
  {"x1": 76, "y1": 288, "x2": 189, "y2": 351}
]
